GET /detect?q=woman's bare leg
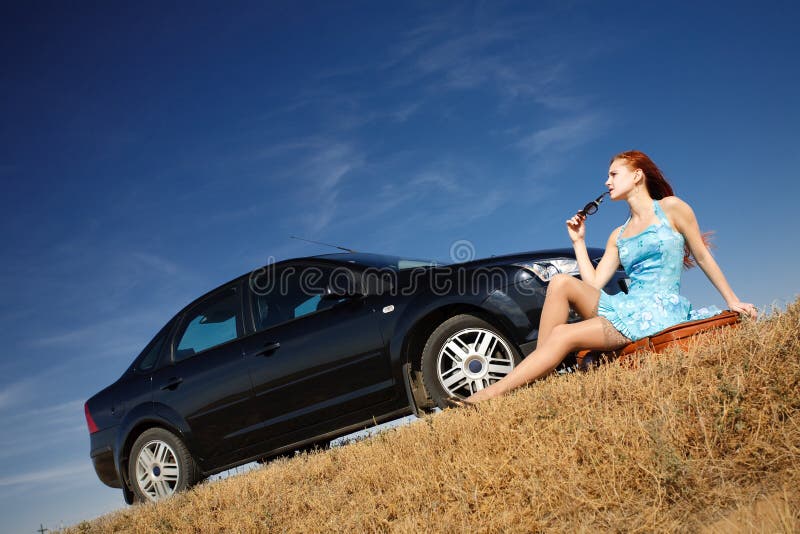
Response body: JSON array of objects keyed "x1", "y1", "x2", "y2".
[
  {"x1": 466, "y1": 317, "x2": 630, "y2": 403},
  {"x1": 536, "y1": 274, "x2": 601, "y2": 345}
]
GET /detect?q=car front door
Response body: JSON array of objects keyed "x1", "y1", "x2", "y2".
[
  {"x1": 239, "y1": 262, "x2": 392, "y2": 450},
  {"x1": 151, "y1": 283, "x2": 255, "y2": 462}
]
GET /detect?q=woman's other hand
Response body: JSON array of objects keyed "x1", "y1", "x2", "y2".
[
  {"x1": 728, "y1": 300, "x2": 758, "y2": 319},
  {"x1": 566, "y1": 213, "x2": 586, "y2": 243}
]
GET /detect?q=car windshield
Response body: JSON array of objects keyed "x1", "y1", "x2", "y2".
[{"x1": 314, "y1": 252, "x2": 446, "y2": 271}]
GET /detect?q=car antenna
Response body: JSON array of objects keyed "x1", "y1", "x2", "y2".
[{"x1": 290, "y1": 235, "x2": 357, "y2": 253}]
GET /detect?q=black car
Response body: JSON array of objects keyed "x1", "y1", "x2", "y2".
[{"x1": 85, "y1": 248, "x2": 627, "y2": 504}]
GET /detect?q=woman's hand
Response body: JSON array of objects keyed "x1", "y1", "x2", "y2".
[
  {"x1": 728, "y1": 300, "x2": 758, "y2": 319},
  {"x1": 566, "y1": 213, "x2": 586, "y2": 243}
]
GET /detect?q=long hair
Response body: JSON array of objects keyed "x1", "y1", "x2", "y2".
[{"x1": 611, "y1": 150, "x2": 712, "y2": 269}]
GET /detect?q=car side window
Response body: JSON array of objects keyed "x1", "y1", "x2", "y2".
[
  {"x1": 253, "y1": 265, "x2": 342, "y2": 332},
  {"x1": 175, "y1": 288, "x2": 242, "y2": 361},
  {"x1": 135, "y1": 331, "x2": 167, "y2": 373}
]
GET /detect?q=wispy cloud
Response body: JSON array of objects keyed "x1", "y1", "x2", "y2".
[
  {"x1": 29, "y1": 313, "x2": 151, "y2": 350},
  {"x1": 23, "y1": 306, "x2": 174, "y2": 385},
  {"x1": 0, "y1": 379, "x2": 34, "y2": 411},
  {"x1": 260, "y1": 7, "x2": 586, "y2": 143},
  {"x1": 411, "y1": 31, "x2": 513, "y2": 89},
  {"x1": 409, "y1": 170, "x2": 463, "y2": 194},
  {"x1": 380, "y1": 10, "x2": 577, "y2": 110},
  {"x1": 0, "y1": 399, "x2": 86, "y2": 460},
  {"x1": 387, "y1": 24, "x2": 512, "y2": 91},
  {"x1": 130, "y1": 252, "x2": 181, "y2": 276},
  {"x1": 516, "y1": 113, "x2": 605, "y2": 156},
  {"x1": 407, "y1": 188, "x2": 508, "y2": 229},
  {"x1": 252, "y1": 138, "x2": 365, "y2": 237},
  {"x1": 323, "y1": 99, "x2": 422, "y2": 131},
  {"x1": 253, "y1": 87, "x2": 422, "y2": 133},
  {"x1": 337, "y1": 160, "x2": 512, "y2": 245},
  {"x1": 295, "y1": 143, "x2": 364, "y2": 235},
  {"x1": 12, "y1": 398, "x2": 84, "y2": 422},
  {"x1": 0, "y1": 461, "x2": 87, "y2": 487},
  {"x1": 219, "y1": 9, "x2": 605, "y2": 254}
]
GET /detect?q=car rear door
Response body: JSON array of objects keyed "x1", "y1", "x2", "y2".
[
  {"x1": 151, "y1": 282, "x2": 256, "y2": 461},
  {"x1": 239, "y1": 262, "x2": 392, "y2": 450}
]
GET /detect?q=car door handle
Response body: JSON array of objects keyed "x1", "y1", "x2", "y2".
[
  {"x1": 246, "y1": 341, "x2": 281, "y2": 358},
  {"x1": 160, "y1": 377, "x2": 183, "y2": 391}
]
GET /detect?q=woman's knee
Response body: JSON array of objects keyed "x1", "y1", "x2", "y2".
[
  {"x1": 546, "y1": 323, "x2": 576, "y2": 351},
  {"x1": 547, "y1": 274, "x2": 573, "y2": 295}
]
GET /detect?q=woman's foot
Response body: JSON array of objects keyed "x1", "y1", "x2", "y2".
[
  {"x1": 441, "y1": 396, "x2": 477, "y2": 410},
  {"x1": 465, "y1": 388, "x2": 493, "y2": 404}
]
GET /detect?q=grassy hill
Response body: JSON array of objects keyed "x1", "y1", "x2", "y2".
[{"x1": 68, "y1": 300, "x2": 800, "y2": 533}]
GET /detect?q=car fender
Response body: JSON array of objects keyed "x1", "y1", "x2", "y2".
[
  {"x1": 388, "y1": 292, "x2": 497, "y2": 367},
  {"x1": 113, "y1": 402, "x2": 193, "y2": 489},
  {"x1": 479, "y1": 288, "x2": 537, "y2": 341}
]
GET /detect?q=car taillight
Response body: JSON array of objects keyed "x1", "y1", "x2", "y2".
[{"x1": 84, "y1": 402, "x2": 99, "y2": 434}]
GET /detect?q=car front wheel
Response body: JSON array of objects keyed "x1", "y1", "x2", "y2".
[
  {"x1": 128, "y1": 427, "x2": 201, "y2": 503},
  {"x1": 421, "y1": 314, "x2": 522, "y2": 408}
]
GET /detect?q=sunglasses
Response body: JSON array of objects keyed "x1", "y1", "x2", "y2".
[{"x1": 576, "y1": 192, "x2": 610, "y2": 217}]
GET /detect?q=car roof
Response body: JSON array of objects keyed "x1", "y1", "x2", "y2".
[{"x1": 312, "y1": 252, "x2": 417, "y2": 266}]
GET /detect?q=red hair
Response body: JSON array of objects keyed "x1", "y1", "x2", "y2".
[{"x1": 611, "y1": 150, "x2": 713, "y2": 269}]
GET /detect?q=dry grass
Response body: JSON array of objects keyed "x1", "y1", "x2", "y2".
[{"x1": 67, "y1": 300, "x2": 800, "y2": 533}]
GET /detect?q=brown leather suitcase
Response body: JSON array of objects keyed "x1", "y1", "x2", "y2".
[
  {"x1": 647, "y1": 310, "x2": 741, "y2": 353},
  {"x1": 575, "y1": 310, "x2": 741, "y2": 370}
]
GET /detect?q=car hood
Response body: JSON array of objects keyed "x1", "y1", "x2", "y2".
[{"x1": 440, "y1": 247, "x2": 605, "y2": 271}]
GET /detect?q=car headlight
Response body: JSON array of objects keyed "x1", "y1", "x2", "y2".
[{"x1": 512, "y1": 258, "x2": 580, "y2": 283}]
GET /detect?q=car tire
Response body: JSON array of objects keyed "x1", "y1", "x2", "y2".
[
  {"x1": 421, "y1": 314, "x2": 522, "y2": 408},
  {"x1": 128, "y1": 427, "x2": 201, "y2": 503}
]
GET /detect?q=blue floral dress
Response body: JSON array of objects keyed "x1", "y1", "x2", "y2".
[{"x1": 597, "y1": 199, "x2": 721, "y2": 341}]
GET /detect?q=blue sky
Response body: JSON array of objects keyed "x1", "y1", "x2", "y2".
[{"x1": 1, "y1": 1, "x2": 798, "y2": 531}]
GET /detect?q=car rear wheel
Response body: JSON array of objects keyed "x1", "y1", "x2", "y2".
[
  {"x1": 421, "y1": 314, "x2": 522, "y2": 408},
  {"x1": 128, "y1": 428, "x2": 201, "y2": 503}
]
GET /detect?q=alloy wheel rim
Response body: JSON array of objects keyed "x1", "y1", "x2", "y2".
[
  {"x1": 135, "y1": 439, "x2": 180, "y2": 501},
  {"x1": 436, "y1": 327, "x2": 515, "y2": 398}
]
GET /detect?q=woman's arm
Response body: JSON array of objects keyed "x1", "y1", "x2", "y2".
[
  {"x1": 662, "y1": 196, "x2": 757, "y2": 318},
  {"x1": 566, "y1": 213, "x2": 622, "y2": 289}
]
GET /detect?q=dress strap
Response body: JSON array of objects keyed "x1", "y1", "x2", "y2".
[
  {"x1": 653, "y1": 199, "x2": 671, "y2": 226},
  {"x1": 653, "y1": 198, "x2": 683, "y2": 238},
  {"x1": 617, "y1": 216, "x2": 631, "y2": 242}
]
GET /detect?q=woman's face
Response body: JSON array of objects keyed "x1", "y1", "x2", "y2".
[{"x1": 606, "y1": 159, "x2": 641, "y2": 200}]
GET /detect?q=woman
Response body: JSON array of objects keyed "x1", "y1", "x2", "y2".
[{"x1": 459, "y1": 150, "x2": 757, "y2": 406}]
